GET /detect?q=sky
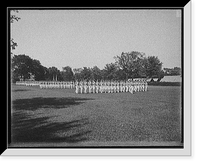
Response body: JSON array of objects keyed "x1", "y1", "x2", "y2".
[{"x1": 11, "y1": 9, "x2": 182, "y2": 71}]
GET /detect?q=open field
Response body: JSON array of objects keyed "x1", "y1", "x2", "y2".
[{"x1": 9, "y1": 85, "x2": 182, "y2": 147}]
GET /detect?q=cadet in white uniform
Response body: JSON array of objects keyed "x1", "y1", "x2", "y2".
[
  {"x1": 145, "y1": 80, "x2": 148, "y2": 91},
  {"x1": 95, "y1": 80, "x2": 99, "y2": 93},
  {"x1": 92, "y1": 80, "x2": 95, "y2": 93},
  {"x1": 104, "y1": 81, "x2": 107, "y2": 93},
  {"x1": 99, "y1": 80, "x2": 103, "y2": 93},
  {"x1": 125, "y1": 81, "x2": 129, "y2": 92},
  {"x1": 88, "y1": 80, "x2": 92, "y2": 93},
  {"x1": 75, "y1": 81, "x2": 79, "y2": 94},
  {"x1": 116, "y1": 81, "x2": 120, "y2": 93},
  {"x1": 84, "y1": 80, "x2": 88, "y2": 94},
  {"x1": 129, "y1": 82, "x2": 134, "y2": 94},
  {"x1": 79, "y1": 81, "x2": 83, "y2": 94}
]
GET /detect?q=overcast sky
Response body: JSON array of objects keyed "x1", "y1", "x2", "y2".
[{"x1": 11, "y1": 9, "x2": 182, "y2": 70}]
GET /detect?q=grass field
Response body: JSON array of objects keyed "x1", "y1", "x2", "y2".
[{"x1": 10, "y1": 85, "x2": 182, "y2": 147}]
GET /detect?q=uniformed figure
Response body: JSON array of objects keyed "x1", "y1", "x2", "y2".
[
  {"x1": 119, "y1": 81, "x2": 122, "y2": 92},
  {"x1": 122, "y1": 81, "x2": 125, "y2": 92},
  {"x1": 63, "y1": 82, "x2": 66, "y2": 89},
  {"x1": 79, "y1": 81, "x2": 83, "y2": 94},
  {"x1": 92, "y1": 80, "x2": 95, "y2": 93},
  {"x1": 75, "y1": 81, "x2": 79, "y2": 94},
  {"x1": 125, "y1": 81, "x2": 129, "y2": 92},
  {"x1": 99, "y1": 80, "x2": 103, "y2": 93},
  {"x1": 145, "y1": 80, "x2": 148, "y2": 91},
  {"x1": 88, "y1": 80, "x2": 92, "y2": 93},
  {"x1": 142, "y1": 80, "x2": 145, "y2": 92},
  {"x1": 138, "y1": 80, "x2": 140, "y2": 92},
  {"x1": 136, "y1": 81, "x2": 139, "y2": 92},
  {"x1": 69, "y1": 81, "x2": 71, "y2": 89},
  {"x1": 39, "y1": 82, "x2": 43, "y2": 89},
  {"x1": 95, "y1": 80, "x2": 99, "y2": 93},
  {"x1": 129, "y1": 83, "x2": 133, "y2": 94},
  {"x1": 102, "y1": 80, "x2": 107, "y2": 93},
  {"x1": 106, "y1": 81, "x2": 109, "y2": 93},
  {"x1": 138, "y1": 79, "x2": 141, "y2": 92},
  {"x1": 113, "y1": 80, "x2": 117, "y2": 93},
  {"x1": 104, "y1": 80, "x2": 107, "y2": 93},
  {"x1": 140, "y1": 80, "x2": 143, "y2": 91},
  {"x1": 83, "y1": 80, "x2": 88, "y2": 94},
  {"x1": 116, "y1": 81, "x2": 120, "y2": 93},
  {"x1": 110, "y1": 80, "x2": 113, "y2": 93}
]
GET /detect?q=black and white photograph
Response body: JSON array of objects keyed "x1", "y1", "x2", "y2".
[{"x1": 4, "y1": 4, "x2": 192, "y2": 156}]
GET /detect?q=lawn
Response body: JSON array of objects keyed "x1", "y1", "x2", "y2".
[{"x1": 9, "y1": 84, "x2": 182, "y2": 147}]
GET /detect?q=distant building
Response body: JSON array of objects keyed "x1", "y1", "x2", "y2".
[{"x1": 163, "y1": 67, "x2": 181, "y2": 75}]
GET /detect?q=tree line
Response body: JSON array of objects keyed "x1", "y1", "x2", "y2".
[{"x1": 11, "y1": 51, "x2": 164, "y2": 83}]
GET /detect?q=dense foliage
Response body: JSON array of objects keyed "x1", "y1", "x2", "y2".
[{"x1": 11, "y1": 51, "x2": 165, "y2": 83}]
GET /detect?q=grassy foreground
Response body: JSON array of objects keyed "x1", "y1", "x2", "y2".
[{"x1": 10, "y1": 85, "x2": 182, "y2": 147}]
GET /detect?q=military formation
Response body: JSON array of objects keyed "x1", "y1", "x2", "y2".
[
  {"x1": 16, "y1": 81, "x2": 40, "y2": 87},
  {"x1": 15, "y1": 79, "x2": 148, "y2": 94},
  {"x1": 39, "y1": 81, "x2": 75, "y2": 89},
  {"x1": 75, "y1": 79, "x2": 148, "y2": 94}
]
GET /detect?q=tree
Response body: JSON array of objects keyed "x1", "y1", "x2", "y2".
[
  {"x1": 47, "y1": 67, "x2": 62, "y2": 81},
  {"x1": 10, "y1": 10, "x2": 21, "y2": 55},
  {"x1": 73, "y1": 68, "x2": 83, "y2": 81},
  {"x1": 157, "y1": 70, "x2": 165, "y2": 82},
  {"x1": 61, "y1": 66, "x2": 74, "y2": 81},
  {"x1": 144, "y1": 56, "x2": 163, "y2": 81},
  {"x1": 79, "y1": 67, "x2": 92, "y2": 80},
  {"x1": 114, "y1": 51, "x2": 146, "y2": 79},
  {"x1": 114, "y1": 69, "x2": 127, "y2": 80},
  {"x1": 12, "y1": 54, "x2": 33, "y2": 81},
  {"x1": 102, "y1": 63, "x2": 118, "y2": 80},
  {"x1": 11, "y1": 54, "x2": 47, "y2": 82},
  {"x1": 91, "y1": 66, "x2": 102, "y2": 80},
  {"x1": 10, "y1": 10, "x2": 21, "y2": 23},
  {"x1": 31, "y1": 59, "x2": 46, "y2": 81}
]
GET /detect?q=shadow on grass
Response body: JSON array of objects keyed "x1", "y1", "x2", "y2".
[
  {"x1": 10, "y1": 97, "x2": 94, "y2": 145},
  {"x1": 12, "y1": 97, "x2": 94, "y2": 111},
  {"x1": 11, "y1": 113, "x2": 91, "y2": 144},
  {"x1": 13, "y1": 89, "x2": 31, "y2": 92}
]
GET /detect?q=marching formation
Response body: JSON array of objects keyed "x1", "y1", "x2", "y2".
[
  {"x1": 39, "y1": 81, "x2": 75, "y2": 89},
  {"x1": 16, "y1": 81, "x2": 40, "y2": 87},
  {"x1": 75, "y1": 79, "x2": 148, "y2": 94},
  {"x1": 15, "y1": 79, "x2": 148, "y2": 94}
]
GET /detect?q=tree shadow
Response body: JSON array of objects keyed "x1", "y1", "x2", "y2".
[
  {"x1": 12, "y1": 97, "x2": 94, "y2": 111},
  {"x1": 13, "y1": 89, "x2": 30, "y2": 92},
  {"x1": 11, "y1": 117, "x2": 91, "y2": 143},
  {"x1": 10, "y1": 97, "x2": 94, "y2": 145},
  {"x1": 11, "y1": 112, "x2": 91, "y2": 144}
]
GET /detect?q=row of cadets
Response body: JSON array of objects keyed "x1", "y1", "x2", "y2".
[
  {"x1": 131, "y1": 79, "x2": 148, "y2": 92},
  {"x1": 74, "y1": 79, "x2": 148, "y2": 94},
  {"x1": 40, "y1": 81, "x2": 75, "y2": 89}
]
